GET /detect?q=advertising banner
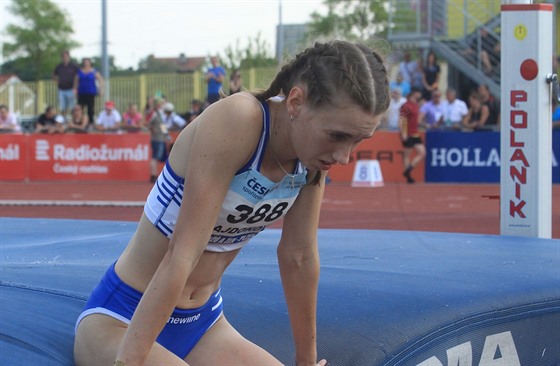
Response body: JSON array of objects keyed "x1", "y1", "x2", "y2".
[
  {"x1": 426, "y1": 132, "x2": 501, "y2": 183},
  {"x1": 329, "y1": 131, "x2": 425, "y2": 183},
  {"x1": 426, "y1": 131, "x2": 559, "y2": 183},
  {"x1": 0, "y1": 134, "x2": 27, "y2": 181},
  {"x1": 27, "y1": 134, "x2": 151, "y2": 181}
]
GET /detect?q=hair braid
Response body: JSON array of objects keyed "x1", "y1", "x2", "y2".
[{"x1": 254, "y1": 40, "x2": 390, "y2": 117}]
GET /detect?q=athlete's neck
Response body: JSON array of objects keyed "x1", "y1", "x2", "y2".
[{"x1": 267, "y1": 99, "x2": 297, "y2": 165}]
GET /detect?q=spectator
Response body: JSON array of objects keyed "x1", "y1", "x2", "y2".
[
  {"x1": 478, "y1": 83, "x2": 500, "y2": 129},
  {"x1": 384, "y1": 87, "x2": 406, "y2": 131},
  {"x1": 205, "y1": 56, "x2": 225, "y2": 104},
  {"x1": 553, "y1": 99, "x2": 560, "y2": 129},
  {"x1": 183, "y1": 99, "x2": 204, "y2": 123},
  {"x1": 411, "y1": 51, "x2": 425, "y2": 94},
  {"x1": 161, "y1": 102, "x2": 186, "y2": 132},
  {"x1": 419, "y1": 89, "x2": 445, "y2": 130},
  {"x1": 53, "y1": 50, "x2": 79, "y2": 117},
  {"x1": 421, "y1": 51, "x2": 441, "y2": 101},
  {"x1": 121, "y1": 103, "x2": 144, "y2": 133},
  {"x1": 398, "y1": 50, "x2": 417, "y2": 85},
  {"x1": 441, "y1": 88, "x2": 469, "y2": 131},
  {"x1": 399, "y1": 87, "x2": 426, "y2": 183},
  {"x1": 95, "y1": 101, "x2": 121, "y2": 133},
  {"x1": 389, "y1": 72, "x2": 411, "y2": 97},
  {"x1": 35, "y1": 106, "x2": 65, "y2": 134},
  {"x1": 154, "y1": 97, "x2": 166, "y2": 118},
  {"x1": 76, "y1": 58, "x2": 104, "y2": 127},
  {"x1": 66, "y1": 104, "x2": 89, "y2": 133},
  {"x1": 229, "y1": 69, "x2": 243, "y2": 95},
  {"x1": 462, "y1": 91, "x2": 490, "y2": 131},
  {"x1": 0, "y1": 104, "x2": 21, "y2": 133},
  {"x1": 144, "y1": 96, "x2": 156, "y2": 121},
  {"x1": 146, "y1": 105, "x2": 168, "y2": 183}
]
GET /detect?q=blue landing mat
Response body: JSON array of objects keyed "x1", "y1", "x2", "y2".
[{"x1": 0, "y1": 218, "x2": 559, "y2": 365}]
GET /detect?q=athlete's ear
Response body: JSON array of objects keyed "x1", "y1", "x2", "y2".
[{"x1": 285, "y1": 86, "x2": 306, "y2": 119}]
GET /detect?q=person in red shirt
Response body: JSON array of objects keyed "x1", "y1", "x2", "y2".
[
  {"x1": 121, "y1": 103, "x2": 144, "y2": 133},
  {"x1": 399, "y1": 87, "x2": 425, "y2": 183}
]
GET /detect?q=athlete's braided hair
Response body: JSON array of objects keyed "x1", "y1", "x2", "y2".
[{"x1": 255, "y1": 40, "x2": 390, "y2": 117}]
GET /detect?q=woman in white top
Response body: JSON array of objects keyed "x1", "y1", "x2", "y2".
[{"x1": 74, "y1": 40, "x2": 390, "y2": 366}]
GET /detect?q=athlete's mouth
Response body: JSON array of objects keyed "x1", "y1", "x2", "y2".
[{"x1": 319, "y1": 160, "x2": 334, "y2": 170}]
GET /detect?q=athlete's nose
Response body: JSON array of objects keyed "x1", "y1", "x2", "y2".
[{"x1": 332, "y1": 145, "x2": 351, "y2": 165}]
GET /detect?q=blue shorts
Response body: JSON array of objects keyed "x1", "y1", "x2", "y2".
[
  {"x1": 75, "y1": 262, "x2": 224, "y2": 359},
  {"x1": 58, "y1": 89, "x2": 75, "y2": 112},
  {"x1": 151, "y1": 141, "x2": 168, "y2": 162}
]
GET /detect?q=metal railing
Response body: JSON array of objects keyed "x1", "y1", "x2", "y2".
[
  {"x1": 0, "y1": 67, "x2": 278, "y2": 120},
  {"x1": 387, "y1": 0, "x2": 501, "y2": 95},
  {"x1": 388, "y1": 0, "x2": 500, "y2": 40}
]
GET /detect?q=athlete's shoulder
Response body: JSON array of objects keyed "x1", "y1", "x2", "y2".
[
  {"x1": 200, "y1": 92, "x2": 264, "y2": 131},
  {"x1": 219, "y1": 92, "x2": 263, "y2": 116}
]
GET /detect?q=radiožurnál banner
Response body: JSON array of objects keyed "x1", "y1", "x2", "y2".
[{"x1": 27, "y1": 134, "x2": 150, "y2": 181}]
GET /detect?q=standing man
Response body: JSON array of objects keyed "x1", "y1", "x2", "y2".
[
  {"x1": 399, "y1": 87, "x2": 426, "y2": 184},
  {"x1": 53, "y1": 50, "x2": 79, "y2": 117},
  {"x1": 205, "y1": 56, "x2": 225, "y2": 105}
]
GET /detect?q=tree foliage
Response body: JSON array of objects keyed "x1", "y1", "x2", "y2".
[
  {"x1": 306, "y1": 0, "x2": 389, "y2": 46},
  {"x1": 221, "y1": 32, "x2": 276, "y2": 70},
  {"x1": 1, "y1": 0, "x2": 80, "y2": 81}
]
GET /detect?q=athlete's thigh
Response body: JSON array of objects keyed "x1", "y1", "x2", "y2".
[
  {"x1": 185, "y1": 316, "x2": 283, "y2": 366},
  {"x1": 74, "y1": 314, "x2": 188, "y2": 366},
  {"x1": 414, "y1": 142, "x2": 426, "y2": 155}
]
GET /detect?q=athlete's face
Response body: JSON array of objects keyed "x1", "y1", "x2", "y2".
[{"x1": 292, "y1": 103, "x2": 380, "y2": 171}]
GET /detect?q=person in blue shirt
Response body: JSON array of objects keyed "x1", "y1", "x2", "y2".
[
  {"x1": 205, "y1": 56, "x2": 226, "y2": 104},
  {"x1": 73, "y1": 40, "x2": 390, "y2": 366},
  {"x1": 76, "y1": 58, "x2": 103, "y2": 128},
  {"x1": 389, "y1": 71, "x2": 411, "y2": 97}
]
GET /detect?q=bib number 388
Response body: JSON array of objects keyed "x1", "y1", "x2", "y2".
[{"x1": 227, "y1": 202, "x2": 289, "y2": 224}]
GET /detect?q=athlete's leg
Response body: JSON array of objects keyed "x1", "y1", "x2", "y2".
[
  {"x1": 402, "y1": 146, "x2": 412, "y2": 169},
  {"x1": 74, "y1": 314, "x2": 189, "y2": 366},
  {"x1": 410, "y1": 143, "x2": 426, "y2": 168},
  {"x1": 185, "y1": 316, "x2": 283, "y2": 366},
  {"x1": 402, "y1": 146, "x2": 415, "y2": 183}
]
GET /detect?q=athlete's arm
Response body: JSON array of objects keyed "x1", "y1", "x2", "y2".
[
  {"x1": 115, "y1": 94, "x2": 264, "y2": 365},
  {"x1": 398, "y1": 115, "x2": 408, "y2": 140},
  {"x1": 277, "y1": 171, "x2": 327, "y2": 366}
]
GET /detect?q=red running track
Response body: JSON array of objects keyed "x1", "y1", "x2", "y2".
[{"x1": 1, "y1": 181, "x2": 559, "y2": 238}]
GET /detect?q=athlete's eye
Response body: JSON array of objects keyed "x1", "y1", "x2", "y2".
[{"x1": 330, "y1": 133, "x2": 346, "y2": 142}]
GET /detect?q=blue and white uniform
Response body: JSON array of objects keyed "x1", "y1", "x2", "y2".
[
  {"x1": 76, "y1": 100, "x2": 309, "y2": 359},
  {"x1": 144, "y1": 100, "x2": 308, "y2": 251}
]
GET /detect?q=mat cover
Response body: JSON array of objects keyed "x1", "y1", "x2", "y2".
[{"x1": 0, "y1": 218, "x2": 559, "y2": 365}]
